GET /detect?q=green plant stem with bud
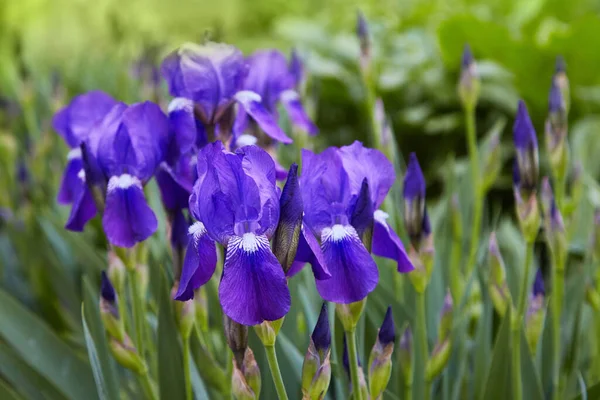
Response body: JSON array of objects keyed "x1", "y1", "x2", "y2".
[
  {"x1": 465, "y1": 104, "x2": 482, "y2": 279},
  {"x1": 512, "y1": 241, "x2": 534, "y2": 400},
  {"x1": 265, "y1": 345, "x2": 288, "y2": 400},
  {"x1": 414, "y1": 291, "x2": 430, "y2": 400},
  {"x1": 128, "y1": 267, "x2": 146, "y2": 357},
  {"x1": 140, "y1": 368, "x2": 158, "y2": 400},
  {"x1": 183, "y1": 336, "x2": 192, "y2": 400},
  {"x1": 346, "y1": 330, "x2": 363, "y2": 400},
  {"x1": 550, "y1": 251, "x2": 565, "y2": 399}
]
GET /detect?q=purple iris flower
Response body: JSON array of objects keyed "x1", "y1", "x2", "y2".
[
  {"x1": 292, "y1": 141, "x2": 413, "y2": 304},
  {"x1": 513, "y1": 100, "x2": 539, "y2": 192},
  {"x1": 179, "y1": 142, "x2": 291, "y2": 325},
  {"x1": 86, "y1": 101, "x2": 169, "y2": 248},
  {"x1": 53, "y1": 91, "x2": 117, "y2": 231},
  {"x1": 160, "y1": 42, "x2": 290, "y2": 144},
  {"x1": 234, "y1": 49, "x2": 317, "y2": 138}
]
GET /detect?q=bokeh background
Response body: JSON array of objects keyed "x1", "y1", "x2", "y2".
[{"x1": 3, "y1": 0, "x2": 600, "y2": 398}]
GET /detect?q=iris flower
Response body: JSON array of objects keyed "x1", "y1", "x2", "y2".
[
  {"x1": 178, "y1": 142, "x2": 291, "y2": 325},
  {"x1": 291, "y1": 141, "x2": 413, "y2": 303},
  {"x1": 53, "y1": 90, "x2": 117, "y2": 231}
]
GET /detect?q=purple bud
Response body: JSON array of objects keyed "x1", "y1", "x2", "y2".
[
  {"x1": 461, "y1": 44, "x2": 474, "y2": 70},
  {"x1": 101, "y1": 271, "x2": 116, "y2": 304},
  {"x1": 422, "y1": 207, "x2": 432, "y2": 236},
  {"x1": 403, "y1": 153, "x2": 426, "y2": 200},
  {"x1": 555, "y1": 55, "x2": 566, "y2": 74},
  {"x1": 378, "y1": 306, "x2": 395, "y2": 346},
  {"x1": 356, "y1": 10, "x2": 369, "y2": 44},
  {"x1": 548, "y1": 81, "x2": 564, "y2": 113},
  {"x1": 513, "y1": 100, "x2": 537, "y2": 151},
  {"x1": 311, "y1": 303, "x2": 331, "y2": 352},
  {"x1": 513, "y1": 100, "x2": 539, "y2": 192},
  {"x1": 512, "y1": 159, "x2": 521, "y2": 187},
  {"x1": 533, "y1": 268, "x2": 545, "y2": 297}
]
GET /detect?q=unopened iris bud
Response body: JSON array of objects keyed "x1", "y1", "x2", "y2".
[
  {"x1": 336, "y1": 299, "x2": 366, "y2": 332},
  {"x1": 545, "y1": 81, "x2": 569, "y2": 187},
  {"x1": 350, "y1": 178, "x2": 374, "y2": 251},
  {"x1": 513, "y1": 100, "x2": 539, "y2": 196},
  {"x1": 403, "y1": 153, "x2": 426, "y2": 248},
  {"x1": 232, "y1": 348, "x2": 261, "y2": 400},
  {"x1": 426, "y1": 292, "x2": 453, "y2": 381},
  {"x1": 100, "y1": 271, "x2": 125, "y2": 342},
  {"x1": 541, "y1": 178, "x2": 566, "y2": 271},
  {"x1": 481, "y1": 119, "x2": 504, "y2": 192},
  {"x1": 254, "y1": 318, "x2": 284, "y2": 347},
  {"x1": 194, "y1": 287, "x2": 209, "y2": 332},
  {"x1": 356, "y1": 10, "x2": 371, "y2": 72},
  {"x1": 398, "y1": 326, "x2": 412, "y2": 385},
  {"x1": 302, "y1": 304, "x2": 332, "y2": 400},
  {"x1": 342, "y1": 337, "x2": 368, "y2": 400},
  {"x1": 224, "y1": 315, "x2": 249, "y2": 369},
  {"x1": 368, "y1": 306, "x2": 395, "y2": 400},
  {"x1": 487, "y1": 233, "x2": 511, "y2": 316},
  {"x1": 109, "y1": 335, "x2": 146, "y2": 375},
  {"x1": 172, "y1": 284, "x2": 196, "y2": 339},
  {"x1": 107, "y1": 250, "x2": 126, "y2": 294},
  {"x1": 273, "y1": 163, "x2": 303, "y2": 273},
  {"x1": 526, "y1": 269, "x2": 546, "y2": 353},
  {"x1": 458, "y1": 44, "x2": 480, "y2": 110},
  {"x1": 554, "y1": 56, "x2": 570, "y2": 114},
  {"x1": 289, "y1": 48, "x2": 304, "y2": 90}
]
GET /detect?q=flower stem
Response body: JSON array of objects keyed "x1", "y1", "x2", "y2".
[
  {"x1": 128, "y1": 267, "x2": 146, "y2": 356},
  {"x1": 346, "y1": 330, "x2": 363, "y2": 400},
  {"x1": 413, "y1": 290, "x2": 430, "y2": 400},
  {"x1": 139, "y1": 368, "x2": 158, "y2": 400},
  {"x1": 550, "y1": 251, "x2": 565, "y2": 399},
  {"x1": 464, "y1": 105, "x2": 482, "y2": 279},
  {"x1": 183, "y1": 335, "x2": 192, "y2": 400},
  {"x1": 512, "y1": 241, "x2": 534, "y2": 400},
  {"x1": 265, "y1": 345, "x2": 288, "y2": 400}
]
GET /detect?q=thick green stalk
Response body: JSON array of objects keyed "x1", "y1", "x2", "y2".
[
  {"x1": 265, "y1": 345, "x2": 288, "y2": 400},
  {"x1": 465, "y1": 105, "x2": 482, "y2": 278},
  {"x1": 346, "y1": 330, "x2": 363, "y2": 400},
  {"x1": 512, "y1": 242, "x2": 534, "y2": 400},
  {"x1": 413, "y1": 291, "x2": 430, "y2": 400},
  {"x1": 128, "y1": 268, "x2": 146, "y2": 356},
  {"x1": 183, "y1": 336, "x2": 192, "y2": 400}
]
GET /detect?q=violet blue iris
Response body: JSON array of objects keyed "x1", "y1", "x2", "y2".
[
  {"x1": 234, "y1": 49, "x2": 317, "y2": 138},
  {"x1": 87, "y1": 101, "x2": 169, "y2": 248},
  {"x1": 533, "y1": 268, "x2": 545, "y2": 297},
  {"x1": 403, "y1": 153, "x2": 430, "y2": 245},
  {"x1": 293, "y1": 141, "x2": 413, "y2": 304},
  {"x1": 513, "y1": 100, "x2": 539, "y2": 192},
  {"x1": 53, "y1": 91, "x2": 117, "y2": 231},
  {"x1": 378, "y1": 306, "x2": 395, "y2": 345},
  {"x1": 101, "y1": 271, "x2": 116, "y2": 304},
  {"x1": 181, "y1": 142, "x2": 291, "y2": 325},
  {"x1": 161, "y1": 42, "x2": 290, "y2": 144},
  {"x1": 312, "y1": 303, "x2": 331, "y2": 352}
]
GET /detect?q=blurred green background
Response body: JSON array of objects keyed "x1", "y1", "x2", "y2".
[{"x1": 3, "y1": 0, "x2": 600, "y2": 399}]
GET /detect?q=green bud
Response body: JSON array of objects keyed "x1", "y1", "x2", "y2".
[
  {"x1": 243, "y1": 348, "x2": 262, "y2": 399},
  {"x1": 488, "y1": 233, "x2": 511, "y2": 316},
  {"x1": 426, "y1": 338, "x2": 451, "y2": 381},
  {"x1": 100, "y1": 298, "x2": 125, "y2": 342},
  {"x1": 302, "y1": 340, "x2": 332, "y2": 400},
  {"x1": 525, "y1": 295, "x2": 545, "y2": 353},
  {"x1": 336, "y1": 299, "x2": 366, "y2": 332},
  {"x1": 458, "y1": 45, "x2": 480, "y2": 110},
  {"x1": 481, "y1": 120, "x2": 504, "y2": 192},
  {"x1": 545, "y1": 121, "x2": 569, "y2": 191},
  {"x1": 194, "y1": 287, "x2": 209, "y2": 332},
  {"x1": 407, "y1": 238, "x2": 435, "y2": 294},
  {"x1": 368, "y1": 341, "x2": 393, "y2": 400},
  {"x1": 514, "y1": 190, "x2": 541, "y2": 243},
  {"x1": 254, "y1": 317, "x2": 284, "y2": 347},
  {"x1": 107, "y1": 250, "x2": 126, "y2": 294},
  {"x1": 232, "y1": 366, "x2": 256, "y2": 400},
  {"x1": 438, "y1": 291, "x2": 453, "y2": 342},
  {"x1": 109, "y1": 336, "x2": 146, "y2": 375},
  {"x1": 172, "y1": 285, "x2": 196, "y2": 339},
  {"x1": 136, "y1": 263, "x2": 149, "y2": 299},
  {"x1": 224, "y1": 315, "x2": 248, "y2": 368}
]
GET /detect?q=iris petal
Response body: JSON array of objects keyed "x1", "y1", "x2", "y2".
[
  {"x1": 235, "y1": 91, "x2": 292, "y2": 144},
  {"x1": 280, "y1": 90, "x2": 318, "y2": 135},
  {"x1": 65, "y1": 171, "x2": 97, "y2": 232},
  {"x1": 288, "y1": 223, "x2": 331, "y2": 279},
  {"x1": 219, "y1": 233, "x2": 291, "y2": 325},
  {"x1": 57, "y1": 156, "x2": 83, "y2": 204},
  {"x1": 372, "y1": 210, "x2": 414, "y2": 273}
]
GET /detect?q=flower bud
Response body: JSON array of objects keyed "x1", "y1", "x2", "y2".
[
  {"x1": 350, "y1": 178, "x2": 374, "y2": 252},
  {"x1": 194, "y1": 287, "x2": 209, "y2": 332},
  {"x1": 426, "y1": 292, "x2": 453, "y2": 380},
  {"x1": 254, "y1": 318, "x2": 284, "y2": 347},
  {"x1": 368, "y1": 306, "x2": 395, "y2": 400},
  {"x1": 458, "y1": 44, "x2": 480, "y2": 110},
  {"x1": 407, "y1": 231, "x2": 434, "y2": 294},
  {"x1": 513, "y1": 100, "x2": 539, "y2": 197},
  {"x1": 356, "y1": 10, "x2": 371, "y2": 72},
  {"x1": 302, "y1": 304, "x2": 332, "y2": 400},
  {"x1": 487, "y1": 233, "x2": 511, "y2": 316},
  {"x1": 554, "y1": 56, "x2": 570, "y2": 114},
  {"x1": 526, "y1": 269, "x2": 546, "y2": 353},
  {"x1": 100, "y1": 271, "x2": 125, "y2": 342},
  {"x1": 224, "y1": 315, "x2": 249, "y2": 368},
  {"x1": 109, "y1": 335, "x2": 146, "y2": 375},
  {"x1": 514, "y1": 176, "x2": 541, "y2": 243},
  {"x1": 172, "y1": 284, "x2": 196, "y2": 339},
  {"x1": 289, "y1": 48, "x2": 304, "y2": 90},
  {"x1": 481, "y1": 119, "x2": 504, "y2": 192},
  {"x1": 273, "y1": 163, "x2": 303, "y2": 273},
  {"x1": 398, "y1": 326, "x2": 412, "y2": 385},
  {"x1": 107, "y1": 250, "x2": 126, "y2": 294},
  {"x1": 232, "y1": 347, "x2": 261, "y2": 400},
  {"x1": 403, "y1": 153, "x2": 426, "y2": 248},
  {"x1": 540, "y1": 178, "x2": 566, "y2": 271},
  {"x1": 438, "y1": 291, "x2": 453, "y2": 342},
  {"x1": 336, "y1": 299, "x2": 366, "y2": 332}
]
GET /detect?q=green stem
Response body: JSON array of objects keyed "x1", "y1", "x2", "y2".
[
  {"x1": 512, "y1": 241, "x2": 534, "y2": 400},
  {"x1": 346, "y1": 330, "x2": 363, "y2": 400},
  {"x1": 183, "y1": 336, "x2": 192, "y2": 400},
  {"x1": 405, "y1": 384, "x2": 413, "y2": 400},
  {"x1": 139, "y1": 369, "x2": 158, "y2": 400},
  {"x1": 265, "y1": 345, "x2": 288, "y2": 400},
  {"x1": 551, "y1": 252, "x2": 565, "y2": 399},
  {"x1": 413, "y1": 291, "x2": 430, "y2": 400},
  {"x1": 128, "y1": 268, "x2": 146, "y2": 356},
  {"x1": 465, "y1": 105, "x2": 482, "y2": 278}
]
